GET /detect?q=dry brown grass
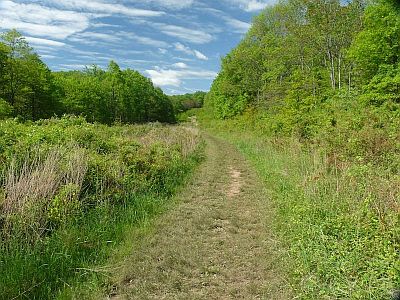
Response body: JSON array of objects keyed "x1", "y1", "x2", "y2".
[
  {"x1": 1, "y1": 146, "x2": 88, "y2": 240},
  {"x1": 138, "y1": 126, "x2": 201, "y2": 158}
]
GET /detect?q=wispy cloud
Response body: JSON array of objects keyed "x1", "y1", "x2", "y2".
[
  {"x1": 137, "y1": 0, "x2": 195, "y2": 10},
  {"x1": 225, "y1": 0, "x2": 273, "y2": 12},
  {"x1": 146, "y1": 65, "x2": 217, "y2": 87},
  {"x1": 174, "y1": 43, "x2": 208, "y2": 60},
  {"x1": 1, "y1": 0, "x2": 266, "y2": 94},
  {"x1": 201, "y1": 7, "x2": 250, "y2": 34},
  {"x1": 67, "y1": 30, "x2": 168, "y2": 48},
  {"x1": 0, "y1": 1, "x2": 91, "y2": 39},
  {"x1": 70, "y1": 32, "x2": 122, "y2": 43},
  {"x1": 173, "y1": 62, "x2": 188, "y2": 69},
  {"x1": 44, "y1": 0, "x2": 165, "y2": 17},
  {"x1": 25, "y1": 36, "x2": 66, "y2": 47},
  {"x1": 222, "y1": 16, "x2": 250, "y2": 33},
  {"x1": 56, "y1": 63, "x2": 90, "y2": 70},
  {"x1": 0, "y1": 0, "x2": 166, "y2": 41},
  {"x1": 152, "y1": 23, "x2": 213, "y2": 44},
  {"x1": 124, "y1": 33, "x2": 169, "y2": 48},
  {"x1": 40, "y1": 54, "x2": 57, "y2": 59}
]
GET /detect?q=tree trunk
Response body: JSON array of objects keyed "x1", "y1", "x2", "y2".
[
  {"x1": 338, "y1": 53, "x2": 342, "y2": 90},
  {"x1": 327, "y1": 49, "x2": 336, "y2": 90}
]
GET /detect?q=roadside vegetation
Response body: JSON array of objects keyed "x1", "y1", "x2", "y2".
[
  {"x1": 200, "y1": 112, "x2": 399, "y2": 299},
  {"x1": 0, "y1": 27, "x2": 208, "y2": 300},
  {"x1": 0, "y1": 117, "x2": 202, "y2": 299},
  {"x1": 202, "y1": 0, "x2": 399, "y2": 298}
]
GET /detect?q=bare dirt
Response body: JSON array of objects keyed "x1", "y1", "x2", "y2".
[{"x1": 107, "y1": 134, "x2": 291, "y2": 299}]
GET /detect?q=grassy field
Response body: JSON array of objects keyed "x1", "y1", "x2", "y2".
[
  {"x1": 0, "y1": 117, "x2": 203, "y2": 299},
  {"x1": 199, "y1": 113, "x2": 400, "y2": 299},
  {"x1": 89, "y1": 133, "x2": 291, "y2": 299}
]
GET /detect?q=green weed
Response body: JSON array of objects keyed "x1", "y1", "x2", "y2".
[
  {"x1": 201, "y1": 114, "x2": 400, "y2": 299},
  {"x1": 0, "y1": 116, "x2": 203, "y2": 299}
]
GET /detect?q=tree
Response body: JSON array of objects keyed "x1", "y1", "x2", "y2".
[
  {"x1": 23, "y1": 54, "x2": 59, "y2": 120},
  {"x1": 0, "y1": 30, "x2": 176, "y2": 124},
  {"x1": 206, "y1": 0, "x2": 366, "y2": 119},
  {"x1": 350, "y1": 0, "x2": 400, "y2": 105},
  {"x1": 105, "y1": 61, "x2": 124, "y2": 123},
  {"x1": 0, "y1": 29, "x2": 32, "y2": 107},
  {"x1": 350, "y1": 0, "x2": 400, "y2": 84}
]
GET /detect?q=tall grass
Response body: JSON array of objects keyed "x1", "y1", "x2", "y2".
[
  {"x1": 0, "y1": 116, "x2": 203, "y2": 299},
  {"x1": 200, "y1": 111, "x2": 400, "y2": 299}
]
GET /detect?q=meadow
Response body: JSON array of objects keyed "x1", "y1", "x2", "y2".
[{"x1": 0, "y1": 116, "x2": 203, "y2": 299}]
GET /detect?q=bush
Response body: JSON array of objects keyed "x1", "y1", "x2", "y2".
[
  {"x1": 0, "y1": 99, "x2": 13, "y2": 119},
  {"x1": 0, "y1": 116, "x2": 203, "y2": 299}
]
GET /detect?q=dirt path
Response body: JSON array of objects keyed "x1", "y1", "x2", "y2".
[{"x1": 108, "y1": 134, "x2": 291, "y2": 299}]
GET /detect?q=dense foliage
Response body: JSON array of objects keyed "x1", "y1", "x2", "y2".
[
  {"x1": 169, "y1": 91, "x2": 206, "y2": 114},
  {"x1": 206, "y1": 0, "x2": 399, "y2": 129},
  {"x1": 203, "y1": 0, "x2": 400, "y2": 298},
  {"x1": 0, "y1": 116, "x2": 202, "y2": 299},
  {"x1": 0, "y1": 30, "x2": 175, "y2": 124},
  {"x1": 206, "y1": 0, "x2": 400, "y2": 193}
]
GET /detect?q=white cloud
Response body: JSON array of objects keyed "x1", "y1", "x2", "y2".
[
  {"x1": 25, "y1": 36, "x2": 66, "y2": 47},
  {"x1": 112, "y1": 49, "x2": 150, "y2": 56},
  {"x1": 146, "y1": 67, "x2": 217, "y2": 87},
  {"x1": 40, "y1": 54, "x2": 57, "y2": 59},
  {"x1": 125, "y1": 33, "x2": 168, "y2": 48},
  {"x1": 91, "y1": 22, "x2": 121, "y2": 29},
  {"x1": 193, "y1": 50, "x2": 208, "y2": 60},
  {"x1": 146, "y1": 69, "x2": 181, "y2": 86},
  {"x1": 0, "y1": 1, "x2": 91, "y2": 39},
  {"x1": 202, "y1": 7, "x2": 250, "y2": 34},
  {"x1": 57, "y1": 64, "x2": 89, "y2": 70},
  {"x1": 173, "y1": 62, "x2": 188, "y2": 69},
  {"x1": 135, "y1": 0, "x2": 195, "y2": 10},
  {"x1": 67, "y1": 31, "x2": 168, "y2": 48},
  {"x1": 0, "y1": 0, "x2": 166, "y2": 41},
  {"x1": 70, "y1": 32, "x2": 122, "y2": 43},
  {"x1": 246, "y1": 0, "x2": 270, "y2": 11},
  {"x1": 226, "y1": 0, "x2": 273, "y2": 12},
  {"x1": 45, "y1": 0, "x2": 165, "y2": 17},
  {"x1": 174, "y1": 43, "x2": 208, "y2": 61},
  {"x1": 153, "y1": 23, "x2": 213, "y2": 44},
  {"x1": 223, "y1": 17, "x2": 251, "y2": 33}
]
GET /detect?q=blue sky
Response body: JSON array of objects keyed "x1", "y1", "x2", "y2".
[{"x1": 0, "y1": 0, "x2": 274, "y2": 94}]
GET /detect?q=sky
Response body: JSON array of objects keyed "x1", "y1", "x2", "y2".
[{"x1": 0, "y1": 0, "x2": 275, "y2": 95}]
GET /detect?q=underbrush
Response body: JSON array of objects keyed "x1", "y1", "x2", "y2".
[
  {"x1": 198, "y1": 109, "x2": 400, "y2": 299},
  {"x1": 0, "y1": 116, "x2": 203, "y2": 299}
]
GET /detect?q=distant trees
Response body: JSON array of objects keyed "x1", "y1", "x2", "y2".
[
  {"x1": 169, "y1": 91, "x2": 206, "y2": 114},
  {"x1": 54, "y1": 62, "x2": 175, "y2": 124},
  {"x1": 0, "y1": 30, "x2": 175, "y2": 124}
]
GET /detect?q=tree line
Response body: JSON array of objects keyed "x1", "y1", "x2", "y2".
[
  {"x1": 169, "y1": 91, "x2": 206, "y2": 114},
  {"x1": 206, "y1": 0, "x2": 399, "y2": 135},
  {"x1": 0, "y1": 30, "x2": 175, "y2": 124}
]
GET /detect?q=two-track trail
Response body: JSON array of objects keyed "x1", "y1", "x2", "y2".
[{"x1": 108, "y1": 134, "x2": 291, "y2": 299}]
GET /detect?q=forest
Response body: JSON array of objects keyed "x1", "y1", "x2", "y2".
[
  {"x1": 0, "y1": 30, "x2": 176, "y2": 124},
  {"x1": 207, "y1": 0, "x2": 399, "y2": 144}
]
